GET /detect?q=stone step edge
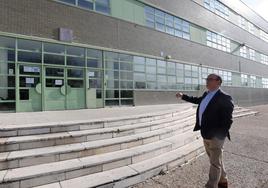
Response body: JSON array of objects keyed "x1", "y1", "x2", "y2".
[
  {"x1": 0, "y1": 105, "x2": 194, "y2": 131},
  {"x1": 0, "y1": 132, "x2": 201, "y2": 185},
  {"x1": 0, "y1": 112, "x2": 195, "y2": 146},
  {"x1": 233, "y1": 111, "x2": 258, "y2": 118},
  {"x1": 34, "y1": 139, "x2": 204, "y2": 188},
  {"x1": 0, "y1": 119, "x2": 196, "y2": 169},
  {"x1": 0, "y1": 107, "x2": 195, "y2": 138}
]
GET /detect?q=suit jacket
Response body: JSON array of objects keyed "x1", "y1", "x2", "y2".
[{"x1": 182, "y1": 89, "x2": 234, "y2": 140}]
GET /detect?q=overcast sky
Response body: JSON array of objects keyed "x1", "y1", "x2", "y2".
[{"x1": 241, "y1": 0, "x2": 268, "y2": 21}]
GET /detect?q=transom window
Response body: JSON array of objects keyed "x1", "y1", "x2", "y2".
[{"x1": 204, "y1": 0, "x2": 229, "y2": 19}]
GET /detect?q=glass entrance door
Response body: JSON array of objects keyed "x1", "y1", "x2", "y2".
[
  {"x1": 44, "y1": 66, "x2": 85, "y2": 111},
  {"x1": 18, "y1": 64, "x2": 42, "y2": 112}
]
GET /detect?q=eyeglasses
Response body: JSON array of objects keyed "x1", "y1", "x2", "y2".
[{"x1": 205, "y1": 78, "x2": 218, "y2": 82}]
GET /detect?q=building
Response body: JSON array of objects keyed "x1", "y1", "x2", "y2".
[{"x1": 1, "y1": 0, "x2": 268, "y2": 112}]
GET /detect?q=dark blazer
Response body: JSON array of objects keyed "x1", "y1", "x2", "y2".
[{"x1": 182, "y1": 89, "x2": 234, "y2": 140}]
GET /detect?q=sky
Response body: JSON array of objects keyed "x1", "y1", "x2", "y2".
[{"x1": 241, "y1": 0, "x2": 268, "y2": 21}]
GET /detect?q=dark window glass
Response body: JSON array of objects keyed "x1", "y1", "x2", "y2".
[
  {"x1": 121, "y1": 100, "x2": 133, "y2": 106},
  {"x1": 59, "y1": 0, "x2": 76, "y2": 5},
  {"x1": 68, "y1": 69, "x2": 84, "y2": 78},
  {"x1": 0, "y1": 50, "x2": 16, "y2": 61},
  {"x1": 106, "y1": 90, "x2": 119, "y2": 98},
  {"x1": 105, "y1": 70, "x2": 119, "y2": 80},
  {"x1": 95, "y1": 0, "x2": 110, "y2": 14},
  {"x1": 8, "y1": 50, "x2": 15, "y2": 61},
  {"x1": 89, "y1": 79, "x2": 102, "y2": 88},
  {"x1": 46, "y1": 79, "x2": 64, "y2": 87},
  {"x1": 0, "y1": 75, "x2": 15, "y2": 87},
  {"x1": 135, "y1": 81, "x2": 146, "y2": 89},
  {"x1": 67, "y1": 56, "x2": 85, "y2": 67},
  {"x1": 121, "y1": 90, "x2": 133, "y2": 98},
  {"x1": 0, "y1": 36, "x2": 15, "y2": 49},
  {"x1": 120, "y1": 62, "x2": 133, "y2": 71},
  {"x1": 18, "y1": 39, "x2": 41, "y2": 51},
  {"x1": 105, "y1": 100, "x2": 119, "y2": 106},
  {"x1": 87, "y1": 49, "x2": 102, "y2": 59},
  {"x1": 68, "y1": 80, "x2": 84, "y2": 88},
  {"x1": 105, "y1": 61, "x2": 119, "y2": 70},
  {"x1": 66, "y1": 46, "x2": 85, "y2": 56},
  {"x1": 18, "y1": 51, "x2": 41, "y2": 63},
  {"x1": 19, "y1": 66, "x2": 40, "y2": 76},
  {"x1": 19, "y1": 77, "x2": 40, "y2": 87},
  {"x1": 19, "y1": 89, "x2": 29, "y2": 100},
  {"x1": 0, "y1": 102, "x2": 15, "y2": 111},
  {"x1": 44, "y1": 54, "x2": 65, "y2": 65},
  {"x1": 96, "y1": 90, "x2": 102, "y2": 98},
  {"x1": 87, "y1": 59, "x2": 102, "y2": 68},
  {"x1": 46, "y1": 68, "x2": 64, "y2": 77},
  {"x1": 44, "y1": 43, "x2": 65, "y2": 54},
  {"x1": 0, "y1": 89, "x2": 15, "y2": 100},
  {"x1": 78, "y1": 0, "x2": 93, "y2": 9}
]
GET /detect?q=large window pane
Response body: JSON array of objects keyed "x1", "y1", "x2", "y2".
[
  {"x1": 44, "y1": 54, "x2": 65, "y2": 65},
  {"x1": 67, "y1": 56, "x2": 85, "y2": 67},
  {"x1": 66, "y1": 46, "x2": 85, "y2": 57},
  {"x1": 18, "y1": 51, "x2": 42, "y2": 63},
  {"x1": 95, "y1": 0, "x2": 110, "y2": 14},
  {"x1": 44, "y1": 43, "x2": 65, "y2": 54},
  {"x1": 18, "y1": 39, "x2": 41, "y2": 52},
  {"x1": 0, "y1": 36, "x2": 15, "y2": 49},
  {"x1": 78, "y1": 0, "x2": 93, "y2": 10}
]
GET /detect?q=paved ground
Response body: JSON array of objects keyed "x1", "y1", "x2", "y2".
[{"x1": 133, "y1": 105, "x2": 268, "y2": 188}]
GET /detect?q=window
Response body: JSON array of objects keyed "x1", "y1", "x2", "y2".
[
  {"x1": 238, "y1": 16, "x2": 246, "y2": 29},
  {"x1": 58, "y1": 0, "x2": 110, "y2": 14},
  {"x1": 261, "y1": 54, "x2": 268, "y2": 65},
  {"x1": 248, "y1": 22, "x2": 255, "y2": 34},
  {"x1": 144, "y1": 6, "x2": 190, "y2": 40},
  {"x1": 78, "y1": 0, "x2": 93, "y2": 10},
  {"x1": 262, "y1": 78, "x2": 268, "y2": 88},
  {"x1": 18, "y1": 39, "x2": 42, "y2": 63},
  {"x1": 206, "y1": 31, "x2": 230, "y2": 52},
  {"x1": 249, "y1": 75, "x2": 256, "y2": 88},
  {"x1": 95, "y1": 0, "x2": 110, "y2": 14},
  {"x1": 249, "y1": 49, "x2": 255, "y2": 61},
  {"x1": 165, "y1": 14, "x2": 174, "y2": 35},
  {"x1": 155, "y1": 9, "x2": 165, "y2": 32},
  {"x1": 241, "y1": 74, "x2": 248, "y2": 86},
  {"x1": 204, "y1": 0, "x2": 229, "y2": 19},
  {"x1": 239, "y1": 46, "x2": 247, "y2": 58},
  {"x1": 145, "y1": 6, "x2": 155, "y2": 28},
  {"x1": 260, "y1": 30, "x2": 268, "y2": 42}
]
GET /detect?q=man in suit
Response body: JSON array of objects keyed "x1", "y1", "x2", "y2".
[{"x1": 176, "y1": 74, "x2": 234, "y2": 188}]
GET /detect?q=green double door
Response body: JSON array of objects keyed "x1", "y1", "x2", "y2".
[
  {"x1": 44, "y1": 66, "x2": 85, "y2": 111},
  {"x1": 18, "y1": 64, "x2": 86, "y2": 112}
]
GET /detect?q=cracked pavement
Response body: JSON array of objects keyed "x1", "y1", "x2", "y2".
[{"x1": 132, "y1": 105, "x2": 268, "y2": 188}]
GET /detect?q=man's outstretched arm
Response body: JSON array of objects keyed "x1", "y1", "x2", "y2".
[{"x1": 176, "y1": 92, "x2": 205, "y2": 104}]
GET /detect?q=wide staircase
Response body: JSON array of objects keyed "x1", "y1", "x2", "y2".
[{"x1": 0, "y1": 105, "x2": 258, "y2": 188}]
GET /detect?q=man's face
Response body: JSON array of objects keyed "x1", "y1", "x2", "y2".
[{"x1": 206, "y1": 75, "x2": 220, "y2": 91}]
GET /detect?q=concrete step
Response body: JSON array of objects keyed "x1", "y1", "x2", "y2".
[
  {"x1": 0, "y1": 132, "x2": 202, "y2": 188},
  {"x1": 233, "y1": 110, "x2": 258, "y2": 118},
  {"x1": 0, "y1": 119, "x2": 196, "y2": 170},
  {"x1": 34, "y1": 139, "x2": 204, "y2": 188},
  {"x1": 0, "y1": 111, "x2": 196, "y2": 152},
  {"x1": 0, "y1": 107, "x2": 194, "y2": 137}
]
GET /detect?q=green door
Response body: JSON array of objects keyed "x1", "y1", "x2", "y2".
[
  {"x1": 44, "y1": 66, "x2": 85, "y2": 111},
  {"x1": 18, "y1": 64, "x2": 42, "y2": 112},
  {"x1": 66, "y1": 67, "x2": 85, "y2": 110},
  {"x1": 44, "y1": 66, "x2": 65, "y2": 111}
]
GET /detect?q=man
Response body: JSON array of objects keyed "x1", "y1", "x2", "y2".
[{"x1": 176, "y1": 74, "x2": 234, "y2": 188}]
